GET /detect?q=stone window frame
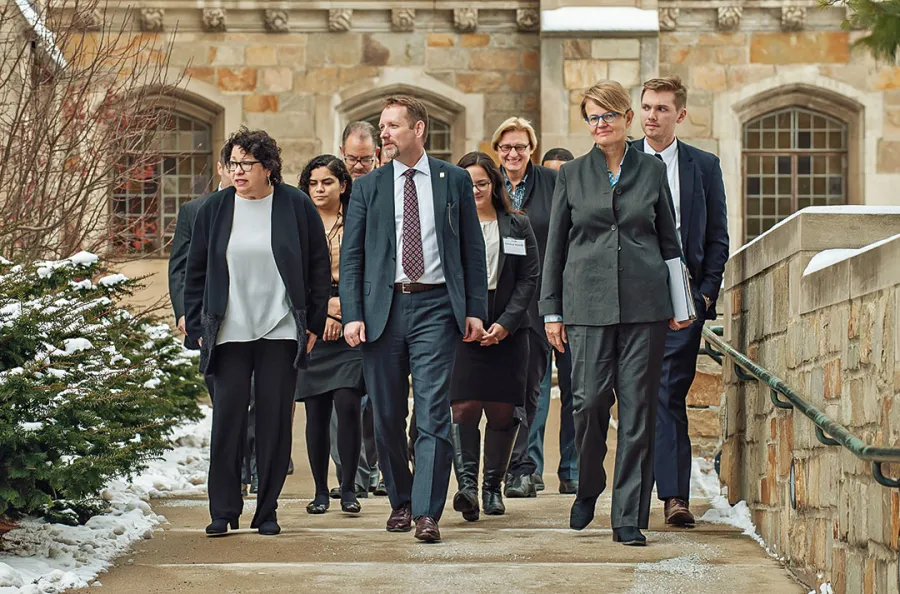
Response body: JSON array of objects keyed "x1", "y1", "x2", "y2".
[
  {"x1": 110, "y1": 91, "x2": 225, "y2": 256},
  {"x1": 734, "y1": 84, "x2": 863, "y2": 244},
  {"x1": 337, "y1": 82, "x2": 468, "y2": 163}
]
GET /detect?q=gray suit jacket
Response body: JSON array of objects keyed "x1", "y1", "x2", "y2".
[
  {"x1": 168, "y1": 196, "x2": 206, "y2": 349},
  {"x1": 538, "y1": 145, "x2": 683, "y2": 326},
  {"x1": 340, "y1": 156, "x2": 488, "y2": 342}
]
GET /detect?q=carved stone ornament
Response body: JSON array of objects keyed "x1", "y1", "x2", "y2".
[
  {"x1": 328, "y1": 8, "x2": 352, "y2": 32},
  {"x1": 453, "y1": 8, "x2": 478, "y2": 33},
  {"x1": 202, "y1": 8, "x2": 227, "y2": 32},
  {"x1": 716, "y1": 6, "x2": 742, "y2": 32},
  {"x1": 77, "y1": 8, "x2": 103, "y2": 30},
  {"x1": 659, "y1": 8, "x2": 679, "y2": 32},
  {"x1": 139, "y1": 8, "x2": 164, "y2": 32},
  {"x1": 264, "y1": 9, "x2": 289, "y2": 33},
  {"x1": 781, "y1": 7, "x2": 806, "y2": 32},
  {"x1": 516, "y1": 8, "x2": 540, "y2": 31},
  {"x1": 392, "y1": 8, "x2": 416, "y2": 32}
]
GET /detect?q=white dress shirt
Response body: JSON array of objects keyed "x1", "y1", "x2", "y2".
[
  {"x1": 393, "y1": 152, "x2": 445, "y2": 284},
  {"x1": 644, "y1": 138, "x2": 681, "y2": 234},
  {"x1": 481, "y1": 220, "x2": 500, "y2": 291}
]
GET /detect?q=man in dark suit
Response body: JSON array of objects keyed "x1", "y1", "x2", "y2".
[
  {"x1": 341, "y1": 95, "x2": 487, "y2": 543},
  {"x1": 167, "y1": 153, "x2": 258, "y2": 495},
  {"x1": 637, "y1": 75, "x2": 729, "y2": 527}
]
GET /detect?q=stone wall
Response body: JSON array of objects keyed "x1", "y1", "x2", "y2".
[{"x1": 719, "y1": 209, "x2": 900, "y2": 593}]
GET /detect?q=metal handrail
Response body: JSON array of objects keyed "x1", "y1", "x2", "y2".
[{"x1": 701, "y1": 325, "x2": 900, "y2": 489}]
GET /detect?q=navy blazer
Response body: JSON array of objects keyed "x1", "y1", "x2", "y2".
[
  {"x1": 340, "y1": 156, "x2": 488, "y2": 342},
  {"x1": 634, "y1": 138, "x2": 729, "y2": 319},
  {"x1": 490, "y1": 209, "x2": 540, "y2": 335},
  {"x1": 168, "y1": 195, "x2": 207, "y2": 350}
]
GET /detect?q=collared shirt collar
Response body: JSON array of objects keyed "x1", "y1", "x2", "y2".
[
  {"x1": 393, "y1": 151, "x2": 430, "y2": 181},
  {"x1": 607, "y1": 142, "x2": 630, "y2": 187},
  {"x1": 643, "y1": 137, "x2": 678, "y2": 164},
  {"x1": 502, "y1": 166, "x2": 529, "y2": 210}
]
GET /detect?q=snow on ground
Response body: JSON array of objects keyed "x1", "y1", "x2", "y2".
[{"x1": 0, "y1": 406, "x2": 212, "y2": 593}]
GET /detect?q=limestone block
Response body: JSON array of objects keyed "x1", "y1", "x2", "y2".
[
  {"x1": 363, "y1": 33, "x2": 425, "y2": 67},
  {"x1": 245, "y1": 112, "x2": 315, "y2": 139},
  {"x1": 891, "y1": 490, "x2": 899, "y2": 551},
  {"x1": 460, "y1": 34, "x2": 490, "y2": 48},
  {"x1": 277, "y1": 46, "x2": 307, "y2": 68},
  {"x1": 563, "y1": 60, "x2": 608, "y2": 90},
  {"x1": 686, "y1": 368, "x2": 724, "y2": 407},
  {"x1": 688, "y1": 407, "x2": 720, "y2": 438},
  {"x1": 257, "y1": 67, "x2": 293, "y2": 93},
  {"x1": 725, "y1": 64, "x2": 776, "y2": 88},
  {"x1": 243, "y1": 94, "x2": 278, "y2": 113},
  {"x1": 877, "y1": 139, "x2": 900, "y2": 173},
  {"x1": 185, "y1": 67, "x2": 215, "y2": 85},
  {"x1": 690, "y1": 66, "x2": 727, "y2": 92},
  {"x1": 280, "y1": 139, "x2": 321, "y2": 176},
  {"x1": 217, "y1": 67, "x2": 257, "y2": 92},
  {"x1": 470, "y1": 49, "x2": 521, "y2": 72},
  {"x1": 427, "y1": 34, "x2": 454, "y2": 48},
  {"x1": 425, "y1": 48, "x2": 471, "y2": 71},
  {"x1": 452, "y1": 71, "x2": 502, "y2": 94},
  {"x1": 294, "y1": 67, "x2": 339, "y2": 94},
  {"x1": 591, "y1": 39, "x2": 640, "y2": 60},
  {"x1": 750, "y1": 32, "x2": 851, "y2": 65},
  {"x1": 244, "y1": 45, "x2": 277, "y2": 66},
  {"x1": 608, "y1": 60, "x2": 640, "y2": 88},
  {"x1": 872, "y1": 67, "x2": 900, "y2": 91},
  {"x1": 523, "y1": 51, "x2": 539, "y2": 71},
  {"x1": 306, "y1": 33, "x2": 362, "y2": 67},
  {"x1": 716, "y1": 46, "x2": 747, "y2": 65},
  {"x1": 564, "y1": 39, "x2": 590, "y2": 59}
]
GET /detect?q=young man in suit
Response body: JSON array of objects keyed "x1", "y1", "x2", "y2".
[
  {"x1": 637, "y1": 76, "x2": 730, "y2": 527},
  {"x1": 341, "y1": 96, "x2": 488, "y2": 543}
]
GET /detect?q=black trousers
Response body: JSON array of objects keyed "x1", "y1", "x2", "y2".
[
  {"x1": 207, "y1": 339, "x2": 297, "y2": 528},
  {"x1": 507, "y1": 328, "x2": 550, "y2": 477}
]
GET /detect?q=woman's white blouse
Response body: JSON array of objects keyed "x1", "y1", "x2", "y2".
[{"x1": 481, "y1": 219, "x2": 500, "y2": 292}]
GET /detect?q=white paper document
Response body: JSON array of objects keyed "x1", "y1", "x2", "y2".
[{"x1": 665, "y1": 257, "x2": 697, "y2": 323}]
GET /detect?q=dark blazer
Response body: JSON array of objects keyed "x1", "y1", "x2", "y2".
[
  {"x1": 502, "y1": 162, "x2": 557, "y2": 342},
  {"x1": 539, "y1": 145, "x2": 683, "y2": 325},
  {"x1": 340, "y1": 156, "x2": 488, "y2": 342},
  {"x1": 489, "y1": 209, "x2": 540, "y2": 334},
  {"x1": 184, "y1": 184, "x2": 331, "y2": 374},
  {"x1": 168, "y1": 196, "x2": 206, "y2": 350},
  {"x1": 633, "y1": 138, "x2": 730, "y2": 320}
]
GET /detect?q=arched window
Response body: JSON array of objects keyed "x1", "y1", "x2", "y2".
[
  {"x1": 363, "y1": 114, "x2": 454, "y2": 163},
  {"x1": 112, "y1": 112, "x2": 214, "y2": 253},
  {"x1": 742, "y1": 107, "x2": 848, "y2": 241}
]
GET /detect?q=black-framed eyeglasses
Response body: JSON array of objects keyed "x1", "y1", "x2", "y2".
[
  {"x1": 473, "y1": 180, "x2": 491, "y2": 191},
  {"x1": 585, "y1": 112, "x2": 621, "y2": 128},
  {"x1": 226, "y1": 160, "x2": 261, "y2": 173},
  {"x1": 344, "y1": 155, "x2": 376, "y2": 167},
  {"x1": 498, "y1": 144, "x2": 531, "y2": 155}
]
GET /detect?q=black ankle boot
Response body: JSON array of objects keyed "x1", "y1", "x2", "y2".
[
  {"x1": 451, "y1": 423, "x2": 481, "y2": 521},
  {"x1": 205, "y1": 518, "x2": 238, "y2": 536},
  {"x1": 258, "y1": 513, "x2": 280, "y2": 536},
  {"x1": 613, "y1": 526, "x2": 646, "y2": 546},
  {"x1": 481, "y1": 421, "x2": 519, "y2": 516},
  {"x1": 570, "y1": 495, "x2": 598, "y2": 531}
]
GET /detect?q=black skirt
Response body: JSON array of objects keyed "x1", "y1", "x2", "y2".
[
  {"x1": 295, "y1": 336, "x2": 365, "y2": 401},
  {"x1": 449, "y1": 328, "x2": 530, "y2": 405}
]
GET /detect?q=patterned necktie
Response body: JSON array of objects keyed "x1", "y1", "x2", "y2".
[{"x1": 401, "y1": 168, "x2": 425, "y2": 282}]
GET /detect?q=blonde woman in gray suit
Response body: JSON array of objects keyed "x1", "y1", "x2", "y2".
[{"x1": 539, "y1": 80, "x2": 690, "y2": 546}]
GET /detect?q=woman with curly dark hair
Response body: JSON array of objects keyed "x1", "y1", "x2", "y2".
[
  {"x1": 448, "y1": 151, "x2": 540, "y2": 522},
  {"x1": 295, "y1": 154, "x2": 366, "y2": 515},
  {"x1": 184, "y1": 127, "x2": 331, "y2": 537}
]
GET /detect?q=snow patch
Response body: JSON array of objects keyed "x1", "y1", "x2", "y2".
[
  {"x1": 0, "y1": 407, "x2": 212, "y2": 592},
  {"x1": 68, "y1": 252, "x2": 99, "y2": 267},
  {"x1": 62, "y1": 338, "x2": 92, "y2": 354},
  {"x1": 803, "y1": 233, "x2": 900, "y2": 276},
  {"x1": 689, "y1": 456, "x2": 721, "y2": 499},
  {"x1": 700, "y1": 496, "x2": 768, "y2": 551},
  {"x1": 97, "y1": 274, "x2": 128, "y2": 287}
]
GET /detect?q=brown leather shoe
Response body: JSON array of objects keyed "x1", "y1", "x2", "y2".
[
  {"x1": 664, "y1": 498, "x2": 695, "y2": 527},
  {"x1": 414, "y1": 516, "x2": 441, "y2": 543},
  {"x1": 386, "y1": 505, "x2": 412, "y2": 532}
]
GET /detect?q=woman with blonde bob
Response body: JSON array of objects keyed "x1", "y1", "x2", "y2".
[
  {"x1": 538, "y1": 81, "x2": 689, "y2": 545},
  {"x1": 489, "y1": 117, "x2": 558, "y2": 499}
]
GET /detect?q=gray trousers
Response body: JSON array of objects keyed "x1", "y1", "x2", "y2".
[
  {"x1": 361, "y1": 287, "x2": 457, "y2": 520},
  {"x1": 331, "y1": 394, "x2": 379, "y2": 489},
  {"x1": 568, "y1": 321, "x2": 668, "y2": 529}
]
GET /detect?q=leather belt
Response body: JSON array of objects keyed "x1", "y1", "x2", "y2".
[{"x1": 394, "y1": 282, "x2": 444, "y2": 294}]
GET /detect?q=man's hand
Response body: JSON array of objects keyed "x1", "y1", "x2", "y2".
[
  {"x1": 669, "y1": 317, "x2": 693, "y2": 331},
  {"x1": 463, "y1": 317, "x2": 485, "y2": 343},
  {"x1": 545, "y1": 321, "x2": 567, "y2": 353},
  {"x1": 323, "y1": 317, "x2": 342, "y2": 342},
  {"x1": 479, "y1": 323, "x2": 509, "y2": 347},
  {"x1": 177, "y1": 316, "x2": 186, "y2": 334},
  {"x1": 306, "y1": 330, "x2": 318, "y2": 353},
  {"x1": 344, "y1": 321, "x2": 366, "y2": 347},
  {"x1": 327, "y1": 297, "x2": 341, "y2": 319}
]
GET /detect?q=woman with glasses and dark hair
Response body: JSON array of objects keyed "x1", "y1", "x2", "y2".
[
  {"x1": 448, "y1": 151, "x2": 540, "y2": 522},
  {"x1": 539, "y1": 80, "x2": 689, "y2": 545},
  {"x1": 489, "y1": 117, "x2": 558, "y2": 499},
  {"x1": 295, "y1": 154, "x2": 367, "y2": 515},
  {"x1": 184, "y1": 127, "x2": 331, "y2": 537}
]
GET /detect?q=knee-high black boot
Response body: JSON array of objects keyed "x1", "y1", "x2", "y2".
[
  {"x1": 482, "y1": 422, "x2": 519, "y2": 516},
  {"x1": 451, "y1": 423, "x2": 481, "y2": 522}
]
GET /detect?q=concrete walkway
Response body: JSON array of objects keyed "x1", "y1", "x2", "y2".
[{"x1": 72, "y1": 402, "x2": 806, "y2": 594}]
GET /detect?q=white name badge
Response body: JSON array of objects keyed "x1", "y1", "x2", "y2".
[{"x1": 503, "y1": 237, "x2": 526, "y2": 256}]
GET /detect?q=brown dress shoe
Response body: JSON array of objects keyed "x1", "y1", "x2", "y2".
[
  {"x1": 386, "y1": 505, "x2": 412, "y2": 532},
  {"x1": 664, "y1": 498, "x2": 695, "y2": 527},
  {"x1": 414, "y1": 516, "x2": 441, "y2": 543}
]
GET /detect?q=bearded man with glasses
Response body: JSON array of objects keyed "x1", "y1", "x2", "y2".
[
  {"x1": 488, "y1": 117, "x2": 559, "y2": 500},
  {"x1": 340, "y1": 121, "x2": 381, "y2": 180}
]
